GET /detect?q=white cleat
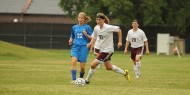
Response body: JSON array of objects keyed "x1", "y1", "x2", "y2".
[{"x1": 136, "y1": 76, "x2": 140, "y2": 79}]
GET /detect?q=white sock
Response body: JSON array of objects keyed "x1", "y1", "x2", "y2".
[
  {"x1": 136, "y1": 61, "x2": 141, "y2": 68},
  {"x1": 85, "y1": 68, "x2": 96, "y2": 82},
  {"x1": 133, "y1": 65, "x2": 138, "y2": 76},
  {"x1": 112, "y1": 65, "x2": 125, "y2": 75},
  {"x1": 136, "y1": 61, "x2": 141, "y2": 76}
]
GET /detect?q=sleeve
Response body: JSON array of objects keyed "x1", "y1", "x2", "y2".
[
  {"x1": 92, "y1": 27, "x2": 97, "y2": 40},
  {"x1": 108, "y1": 25, "x2": 120, "y2": 32},
  {"x1": 142, "y1": 31, "x2": 148, "y2": 41},
  {"x1": 70, "y1": 27, "x2": 75, "y2": 39},
  {"x1": 126, "y1": 31, "x2": 129, "y2": 41}
]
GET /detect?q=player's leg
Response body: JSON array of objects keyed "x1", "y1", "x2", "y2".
[
  {"x1": 131, "y1": 49, "x2": 138, "y2": 78},
  {"x1": 78, "y1": 45, "x2": 89, "y2": 78},
  {"x1": 94, "y1": 48, "x2": 102, "y2": 69},
  {"x1": 86, "y1": 52, "x2": 110, "y2": 84},
  {"x1": 133, "y1": 61, "x2": 138, "y2": 78},
  {"x1": 135, "y1": 56, "x2": 141, "y2": 78},
  {"x1": 135, "y1": 47, "x2": 144, "y2": 78},
  {"x1": 85, "y1": 59, "x2": 99, "y2": 84},
  {"x1": 102, "y1": 52, "x2": 130, "y2": 81},
  {"x1": 70, "y1": 45, "x2": 79, "y2": 83},
  {"x1": 104, "y1": 61, "x2": 124, "y2": 74},
  {"x1": 104, "y1": 61, "x2": 130, "y2": 81},
  {"x1": 71, "y1": 57, "x2": 78, "y2": 83},
  {"x1": 79, "y1": 62, "x2": 85, "y2": 78}
]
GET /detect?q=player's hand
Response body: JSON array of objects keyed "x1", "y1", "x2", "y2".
[
  {"x1": 146, "y1": 50, "x2": 150, "y2": 55},
  {"x1": 83, "y1": 30, "x2": 88, "y2": 36},
  {"x1": 87, "y1": 43, "x2": 91, "y2": 48},
  {"x1": 117, "y1": 42, "x2": 122, "y2": 49},
  {"x1": 124, "y1": 49, "x2": 128, "y2": 55},
  {"x1": 68, "y1": 39, "x2": 72, "y2": 45}
]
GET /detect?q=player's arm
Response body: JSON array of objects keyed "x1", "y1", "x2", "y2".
[
  {"x1": 117, "y1": 29, "x2": 122, "y2": 49},
  {"x1": 87, "y1": 31, "x2": 96, "y2": 49},
  {"x1": 84, "y1": 26, "x2": 93, "y2": 40},
  {"x1": 144, "y1": 40, "x2": 150, "y2": 55},
  {"x1": 68, "y1": 37, "x2": 73, "y2": 45},
  {"x1": 83, "y1": 30, "x2": 92, "y2": 40},
  {"x1": 89, "y1": 38, "x2": 95, "y2": 52},
  {"x1": 69, "y1": 28, "x2": 74, "y2": 45},
  {"x1": 87, "y1": 38, "x2": 95, "y2": 49},
  {"x1": 124, "y1": 41, "x2": 129, "y2": 54}
]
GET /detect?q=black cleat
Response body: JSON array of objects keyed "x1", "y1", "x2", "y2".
[{"x1": 85, "y1": 80, "x2": 90, "y2": 84}]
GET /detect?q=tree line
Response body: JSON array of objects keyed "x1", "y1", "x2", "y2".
[{"x1": 59, "y1": 0, "x2": 190, "y2": 38}]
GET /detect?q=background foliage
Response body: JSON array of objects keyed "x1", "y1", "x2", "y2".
[{"x1": 59, "y1": 0, "x2": 190, "y2": 38}]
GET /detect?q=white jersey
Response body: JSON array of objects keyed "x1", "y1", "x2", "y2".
[
  {"x1": 92, "y1": 23, "x2": 120, "y2": 53},
  {"x1": 126, "y1": 28, "x2": 147, "y2": 48},
  {"x1": 91, "y1": 31, "x2": 100, "y2": 49}
]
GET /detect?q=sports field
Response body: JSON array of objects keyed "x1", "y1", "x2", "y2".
[{"x1": 0, "y1": 41, "x2": 190, "y2": 95}]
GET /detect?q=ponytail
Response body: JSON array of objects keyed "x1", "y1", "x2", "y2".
[{"x1": 78, "y1": 12, "x2": 91, "y2": 23}]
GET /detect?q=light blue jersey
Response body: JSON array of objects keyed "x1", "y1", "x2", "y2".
[
  {"x1": 70, "y1": 24, "x2": 92, "y2": 45},
  {"x1": 70, "y1": 24, "x2": 92, "y2": 62}
]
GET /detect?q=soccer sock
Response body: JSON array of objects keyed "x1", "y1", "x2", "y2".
[
  {"x1": 85, "y1": 68, "x2": 96, "y2": 82},
  {"x1": 133, "y1": 65, "x2": 138, "y2": 76},
  {"x1": 80, "y1": 72, "x2": 85, "y2": 78},
  {"x1": 136, "y1": 61, "x2": 141, "y2": 76},
  {"x1": 112, "y1": 65, "x2": 125, "y2": 75},
  {"x1": 71, "y1": 70, "x2": 77, "y2": 80}
]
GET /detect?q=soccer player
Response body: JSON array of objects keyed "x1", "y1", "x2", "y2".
[
  {"x1": 90, "y1": 13, "x2": 110, "y2": 69},
  {"x1": 85, "y1": 13, "x2": 130, "y2": 84},
  {"x1": 124, "y1": 19, "x2": 149, "y2": 78},
  {"x1": 69, "y1": 12, "x2": 93, "y2": 83}
]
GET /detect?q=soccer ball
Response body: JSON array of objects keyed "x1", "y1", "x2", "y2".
[{"x1": 75, "y1": 78, "x2": 86, "y2": 87}]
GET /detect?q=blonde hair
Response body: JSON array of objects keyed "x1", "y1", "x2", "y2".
[
  {"x1": 96, "y1": 13, "x2": 110, "y2": 24},
  {"x1": 78, "y1": 12, "x2": 91, "y2": 23}
]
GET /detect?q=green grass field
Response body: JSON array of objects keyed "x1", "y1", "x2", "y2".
[{"x1": 0, "y1": 41, "x2": 190, "y2": 95}]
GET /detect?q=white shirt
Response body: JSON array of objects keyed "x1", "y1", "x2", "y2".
[
  {"x1": 91, "y1": 32, "x2": 100, "y2": 49},
  {"x1": 92, "y1": 23, "x2": 120, "y2": 53},
  {"x1": 126, "y1": 28, "x2": 147, "y2": 48}
]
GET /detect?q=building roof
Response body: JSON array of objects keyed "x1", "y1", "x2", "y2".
[
  {"x1": 0, "y1": 0, "x2": 66, "y2": 15},
  {"x1": 0, "y1": 0, "x2": 25, "y2": 13}
]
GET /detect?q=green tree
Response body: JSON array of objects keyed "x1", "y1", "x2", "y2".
[
  {"x1": 165, "y1": 0, "x2": 190, "y2": 37},
  {"x1": 59, "y1": 0, "x2": 190, "y2": 37},
  {"x1": 59, "y1": 0, "x2": 108, "y2": 26}
]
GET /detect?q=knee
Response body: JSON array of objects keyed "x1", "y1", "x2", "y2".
[
  {"x1": 135, "y1": 57, "x2": 140, "y2": 62},
  {"x1": 90, "y1": 65, "x2": 96, "y2": 69}
]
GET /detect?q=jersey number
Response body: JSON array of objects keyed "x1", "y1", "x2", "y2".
[
  {"x1": 77, "y1": 33, "x2": 83, "y2": 38},
  {"x1": 132, "y1": 38, "x2": 136, "y2": 42},
  {"x1": 99, "y1": 35, "x2": 103, "y2": 40}
]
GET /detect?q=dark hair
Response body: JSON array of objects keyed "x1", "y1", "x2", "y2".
[
  {"x1": 132, "y1": 19, "x2": 139, "y2": 24},
  {"x1": 96, "y1": 13, "x2": 110, "y2": 24}
]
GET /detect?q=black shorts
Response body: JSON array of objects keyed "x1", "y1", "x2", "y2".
[{"x1": 131, "y1": 46, "x2": 144, "y2": 61}]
